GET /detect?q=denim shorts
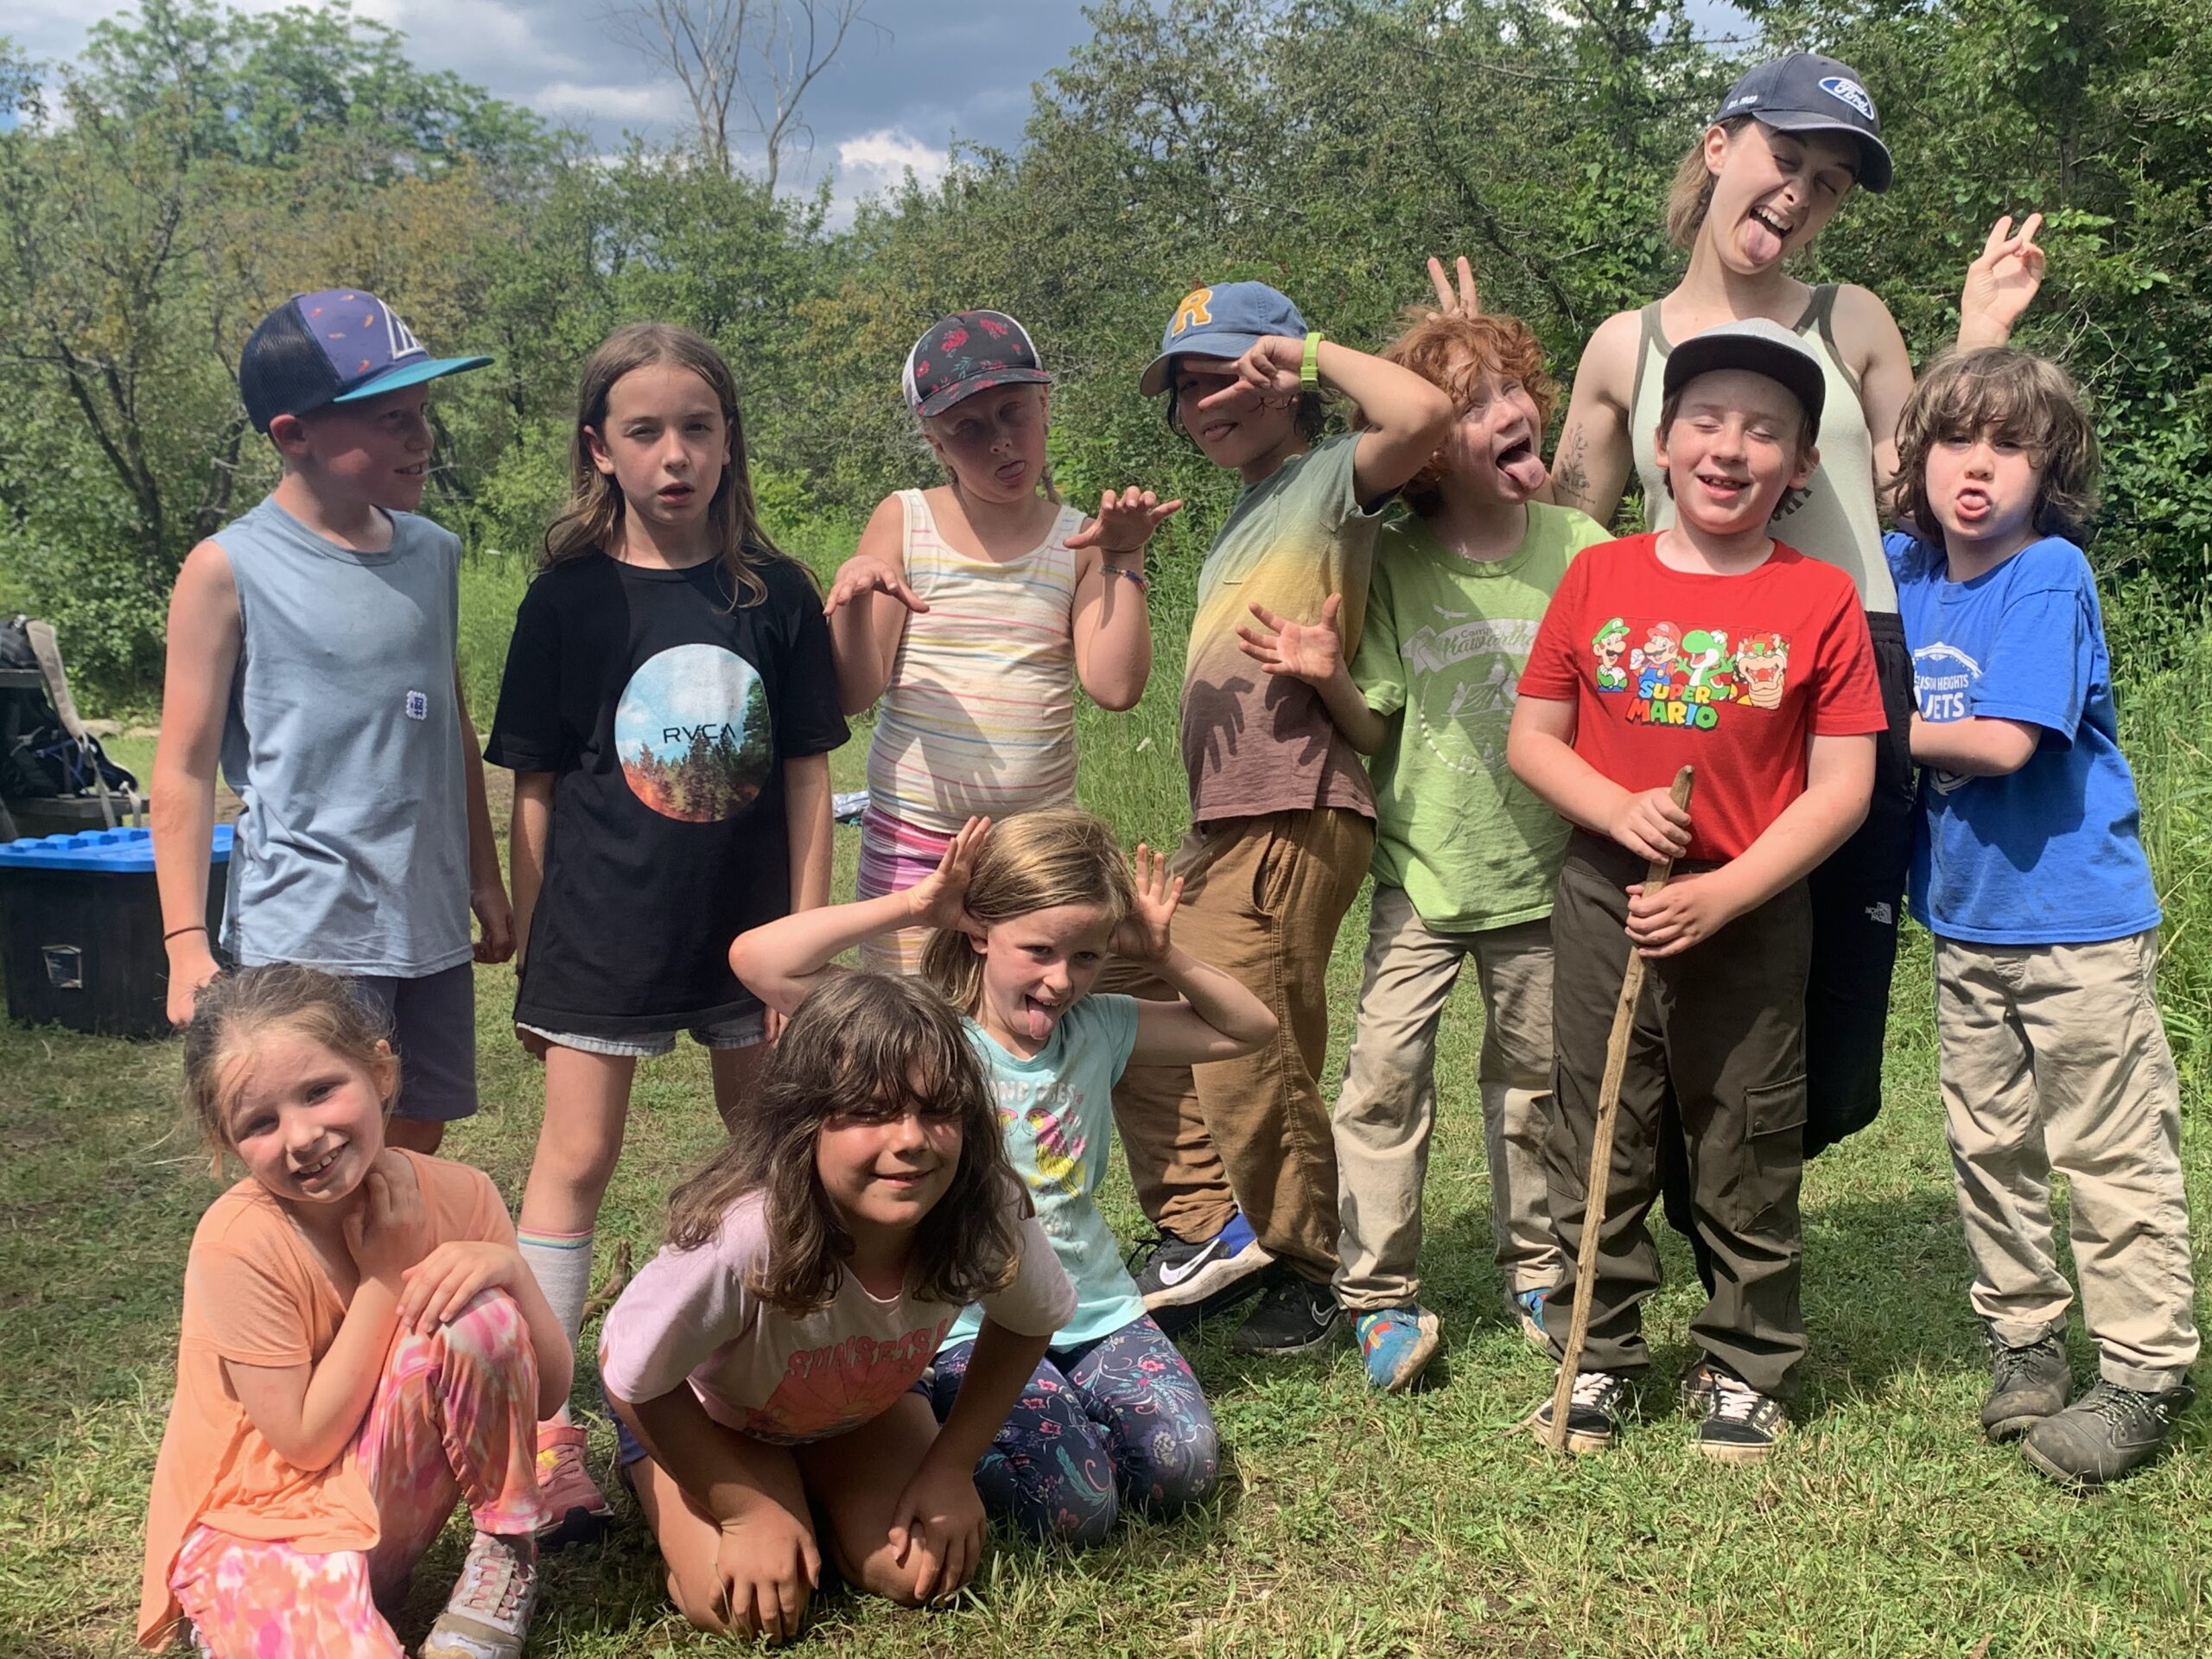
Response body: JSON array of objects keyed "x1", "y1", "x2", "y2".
[{"x1": 518, "y1": 1007, "x2": 767, "y2": 1058}]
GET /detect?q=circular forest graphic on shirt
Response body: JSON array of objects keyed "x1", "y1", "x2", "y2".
[{"x1": 613, "y1": 644, "x2": 773, "y2": 822}]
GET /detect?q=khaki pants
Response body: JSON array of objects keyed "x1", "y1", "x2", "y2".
[
  {"x1": 1108, "y1": 808, "x2": 1374, "y2": 1283},
  {"x1": 1332, "y1": 885, "x2": 1559, "y2": 1312},
  {"x1": 1546, "y1": 833, "x2": 1813, "y2": 1397},
  {"x1": 1936, "y1": 931, "x2": 2199, "y2": 1391}
]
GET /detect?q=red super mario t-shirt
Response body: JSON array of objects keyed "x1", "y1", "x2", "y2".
[{"x1": 1519, "y1": 533, "x2": 1885, "y2": 861}]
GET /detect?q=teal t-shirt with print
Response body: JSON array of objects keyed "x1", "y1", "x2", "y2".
[
  {"x1": 1350, "y1": 502, "x2": 1609, "y2": 931},
  {"x1": 944, "y1": 994, "x2": 1147, "y2": 1351}
]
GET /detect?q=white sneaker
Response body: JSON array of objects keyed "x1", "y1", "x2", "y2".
[{"x1": 422, "y1": 1531, "x2": 538, "y2": 1659}]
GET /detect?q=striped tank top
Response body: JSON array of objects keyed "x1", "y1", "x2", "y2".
[
  {"x1": 1627, "y1": 284, "x2": 1896, "y2": 613},
  {"x1": 864, "y1": 488, "x2": 1084, "y2": 833}
]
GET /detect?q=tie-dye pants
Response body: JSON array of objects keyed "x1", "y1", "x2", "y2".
[
  {"x1": 927, "y1": 1313, "x2": 1217, "y2": 1547},
  {"x1": 172, "y1": 1290, "x2": 547, "y2": 1657}
]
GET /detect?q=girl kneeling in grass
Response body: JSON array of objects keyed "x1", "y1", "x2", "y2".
[
  {"x1": 139, "y1": 964, "x2": 571, "y2": 1659},
  {"x1": 599, "y1": 973, "x2": 1075, "y2": 1642},
  {"x1": 734, "y1": 810, "x2": 1275, "y2": 1542}
]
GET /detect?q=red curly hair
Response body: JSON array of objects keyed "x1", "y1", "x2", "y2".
[{"x1": 1371, "y1": 308, "x2": 1559, "y2": 515}]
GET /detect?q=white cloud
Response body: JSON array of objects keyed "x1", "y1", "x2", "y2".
[
  {"x1": 831, "y1": 125, "x2": 949, "y2": 213},
  {"x1": 535, "y1": 79, "x2": 677, "y2": 124}
]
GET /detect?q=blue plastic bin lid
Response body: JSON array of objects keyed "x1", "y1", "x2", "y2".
[{"x1": 0, "y1": 824, "x2": 232, "y2": 872}]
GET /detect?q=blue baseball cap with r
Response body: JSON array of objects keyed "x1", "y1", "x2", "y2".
[
  {"x1": 1140, "y1": 281, "x2": 1309, "y2": 397},
  {"x1": 238, "y1": 289, "x2": 493, "y2": 434}
]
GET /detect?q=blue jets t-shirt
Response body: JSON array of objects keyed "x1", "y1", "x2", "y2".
[
  {"x1": 1885, "y1": 531, "x2": 2159, "y2": 945},
  {"x1": 944, "y1": 995, "x2": 1147, "y2": 1351}
]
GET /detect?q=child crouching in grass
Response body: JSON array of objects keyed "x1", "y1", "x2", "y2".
[
  {"x1": 1886, "y1": 348, "x2": 2197, "y2": 1487},
  {"x1": 1507, "y1": 320, "x2": 1883, "y2": 1461},
  {"x1": 140, "y1": 965, "x2": 570, "y2": 1659},
  {"x1": 1235, "y1": 258, "x2": 1609, "y2": 1389}
]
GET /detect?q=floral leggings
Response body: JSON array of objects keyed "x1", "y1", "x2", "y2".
[
  {"x1": 927, "y1": 1314, "x2": 1217, "y2": 1547},
  {"x1": 172, "y1": 1290, "x2": 547, "y2": 1658}
]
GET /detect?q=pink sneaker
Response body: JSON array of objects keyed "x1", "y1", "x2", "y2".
[{"x1": 533, "y1": 1422, "x2": 612, "y2": 1548}]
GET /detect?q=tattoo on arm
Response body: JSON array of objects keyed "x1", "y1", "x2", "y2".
[{"x1": 1553, "y1": 424, "x2": 1594, "y2": 516}]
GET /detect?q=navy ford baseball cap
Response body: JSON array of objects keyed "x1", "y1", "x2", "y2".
[
  {"x1": 902, "y1": 310, "x2": 1051, "y2": 418},
  {"x1": 239, "y1": 289, "x2": 493, "y2": 434},
  {"x1": 1711, "y1": 53, "x2": 1893, "y2": 194},
  {"x1": 1140, "y1": 281, "x2": 1309, "y2": 397},
  {"x1": 1663, "y1": 317, "x2": 1827, "y2": 440}
]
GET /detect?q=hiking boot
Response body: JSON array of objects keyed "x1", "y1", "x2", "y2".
[
  {"x1": 1529, "y1": 1370, "x2": 1631, "y2": 1454},
  {"x1": 533, "y1": 1421, "x2": 612, "y2": 1548},
  {"x1": 1356, "y1": 1305, "x2": 1441, "y2": 1394},
  {"x1": 422, "y1": 1531, "x2": 538, "y2": 1659},
  {"x1": 2020, "y1": 1378, "x2": 2195, "y2": 1489},
  {"x1": 1230, "y1": 1275, "x2": 1344, "y2": 1355},
  {"x1": 1129, "y1": 1210, "x2": 1272, "y2": 1310},
  {"x1": 1982, "y1": 1329, "x2": 2071, "y2": 1443},
  {"x1": 1694, "y1": 1370, "x2": 1788, "y2": 1464},
  {"x1": 1511, "y1": 1286, "x2": 1550, "y2": 1348}
]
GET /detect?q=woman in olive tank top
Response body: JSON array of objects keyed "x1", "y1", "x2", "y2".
[{"x1": 1537, "y1": 54, "x2": 2045, "y2": 1176}]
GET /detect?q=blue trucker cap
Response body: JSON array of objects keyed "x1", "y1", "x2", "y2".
[
  {"x1": 1710, "y1": 53, "x2": 1893, "y2": 194},
  {"x1": 1140, "y1": 281, "x2": 1310, "y2": 397},
  {"x1": 239, "y1": 289, "x2": 493, "y2": 434}
]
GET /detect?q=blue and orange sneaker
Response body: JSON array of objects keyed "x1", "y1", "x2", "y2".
[
  {"x1": 1512, "y1": 1287, "x2": 1550, "y2": 1348},
  {"x1": 1356, "y1": 1305, "x2": 1442, "y2": 1394}
]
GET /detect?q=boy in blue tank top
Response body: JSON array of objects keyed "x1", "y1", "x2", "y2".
[
  {"x1": 151, "y1": 289, "x2": 511, "y2": 1153},
  {"x1": 1887, "y1": 347, "x2": 2196, "y2": 1488}
]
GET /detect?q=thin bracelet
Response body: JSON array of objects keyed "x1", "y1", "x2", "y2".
[
  {"x1": 1101, "y1": 563, "x2": 1149, "y2": 590},
  {"x1": 163, "y1": 923, "x2": 208, "y2": 942}
]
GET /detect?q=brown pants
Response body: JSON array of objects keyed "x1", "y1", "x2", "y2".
[
  {"x1": 1546, "y1": 832, "x2": 1812, "y2": 1397},
  {"x1": 1108, "y1": 808, "x2": 1374, "y2": 1283}
]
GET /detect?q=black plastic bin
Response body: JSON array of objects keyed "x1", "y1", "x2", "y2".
[{"x1": 0, "y1": 826, "x2": 232, "y2": 1037}]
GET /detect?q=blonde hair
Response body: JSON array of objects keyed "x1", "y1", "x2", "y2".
[
  {"x1": 660, "y1": 972, "x2": 1023, "y2": 1313},
  {"x1": 544, "y1": 322, "x2": 804, "y2": 607},
  {"x1": 916, "y1": 382, "x2": 1063, "y2": 505},
  {"x1": 182, "y1": 964, "x2": 395, "y2": 1170},
  {"x1": 1665, "y1": 116, "x2": 1754, "y2": 249},
  {"x1": 1373, "y1": 308, "x2": 1560, "y2": 516},
  {"x1": 1894, "y1": 348, "x2": 2100, "y2": 547},
  {"x1": 918, "y1": 810, "x2": 1134, "y2": 1017}
]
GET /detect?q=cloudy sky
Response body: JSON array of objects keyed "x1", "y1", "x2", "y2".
[{"x1": 8, "y1": 0, "x2": 1096, "y2": 213}]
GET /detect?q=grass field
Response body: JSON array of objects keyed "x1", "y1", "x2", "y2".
[{"x1": 6, "y1": 576, "x2": 2212, "y2": 1657}]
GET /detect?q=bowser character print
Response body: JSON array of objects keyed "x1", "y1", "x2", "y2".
[{"x1": 1609, "y1": 619, "x2": 1792, "y2": 732}]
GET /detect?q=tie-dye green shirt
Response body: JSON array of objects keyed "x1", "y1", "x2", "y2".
[{"x1": 1181, "y1": 434, "x2": 1384, "y2": 822}]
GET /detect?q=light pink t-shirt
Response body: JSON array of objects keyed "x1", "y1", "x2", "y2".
[{"x1": 599, "y1": 1189, "x2": 1074, "y2": 1446}]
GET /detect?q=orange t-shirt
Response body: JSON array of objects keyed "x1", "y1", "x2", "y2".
[{"x1": 137, "y1": 1150, "x2": 513, "y2": 1649}]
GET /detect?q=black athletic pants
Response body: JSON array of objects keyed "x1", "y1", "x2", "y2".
[{"x1": 1659, "y1": 613, "x2": 1915, "y2": 1285}]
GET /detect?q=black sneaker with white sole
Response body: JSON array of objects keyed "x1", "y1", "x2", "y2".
[
  {"x1": 1694, "y1": 1370, "x2": 1788, "y2": 1463},
  {"x1": 1129, "y1": 1211, "x2": 1273, "y2": 1310},
  {"x1": 1229, "y1": 1275, "x2": 1344, "y2": 1355},
  {"x1": 1529, "y1": 1370, "x2": 1631, "y2": 1454}
]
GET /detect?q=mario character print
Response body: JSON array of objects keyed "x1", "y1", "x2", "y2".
[
  {"x1": 1592, "y1": 617, "x2": 1630, "y2": 691},
  {"x1": 1736, "y1": 632, "x2": 1790, "y2": 709},
  {"x1": 1631, "y1": 621, "x2": 1684, "y2": 697}
]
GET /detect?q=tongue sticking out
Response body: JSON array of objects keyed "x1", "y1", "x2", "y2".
[
  {"x1": 1740, "y1": 213, "x2": 1786, "y2": 266},
  {"x1": 1497, "y1": 444, "x2": 1548, "y2": 496},
  {"x1": 1025, "y1": 998, "x2": 1054, "y2": 1041}
]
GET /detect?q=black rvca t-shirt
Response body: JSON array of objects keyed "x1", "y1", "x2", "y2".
[{"x1": 486, "y1": 550, "x2": 847, "y2": 1037}]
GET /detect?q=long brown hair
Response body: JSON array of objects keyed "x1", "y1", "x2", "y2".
[
  {"x1": 1665, "y1": 115, "x2": 1755, "y2": 250},
  {"x1": 918, "y1": 809, "x2": 1134, "y2": 1017},
  {"x1": 1894, "y1": 348, "x2": 2100, "y2": 548},
  {"x1": 543, "y1": 321, "x2": 797, "y2": 607},
  {"x1": 182, "y1": 963, "x2": 396, "y2": 1172},
  {"x1": 662, "y1": 973, "x2": 1023, "y2": 1313}
]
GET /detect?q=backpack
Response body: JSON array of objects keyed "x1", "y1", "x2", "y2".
[{"x1": 0, "y1": 614, "x2": 140, "y2": 805}]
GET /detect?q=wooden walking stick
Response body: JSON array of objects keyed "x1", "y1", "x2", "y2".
[{"x1": 1545, "y1": 763, "x2": 1695, "y2": 1452}]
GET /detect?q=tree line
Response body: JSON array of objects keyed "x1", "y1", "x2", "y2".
[{"x1": 2, "y1": 0, "x2": 2205, "y2": 697}]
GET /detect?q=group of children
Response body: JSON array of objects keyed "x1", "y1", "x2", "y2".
[{"x1": 131, "y1": 48, "x2": 2196, "y2": 1657}]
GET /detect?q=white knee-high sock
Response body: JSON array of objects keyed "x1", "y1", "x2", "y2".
[{"x1": 516, "y1": 1226, "x2": 594, "y2": 1423}]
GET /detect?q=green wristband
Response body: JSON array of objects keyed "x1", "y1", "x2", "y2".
[{"x1": 1300, "y1": 331, "x2": 1324, "y2": 388}]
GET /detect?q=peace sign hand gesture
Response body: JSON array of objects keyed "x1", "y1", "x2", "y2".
[
  {"x1": 1425, "y1": 254, "x2": 1483, "y2": 320},
  {"x1": 1961, "y1": 213, "x2": 2046, "y2": 344}
]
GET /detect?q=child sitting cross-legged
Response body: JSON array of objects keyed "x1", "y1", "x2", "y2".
[
  {"x1": 1886, "y1": 347, "x2": 2197, "y2": 1488},
  {"x1": 732, "y1": 810, "x2": 1276, "y2": 1541},
  {"x1": 1507, "y1": 319, "x2": 1885, "y2": 1462},
  {"x1": 1233, "y1": 259, "x2": 1610, "y2": 1390}
]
